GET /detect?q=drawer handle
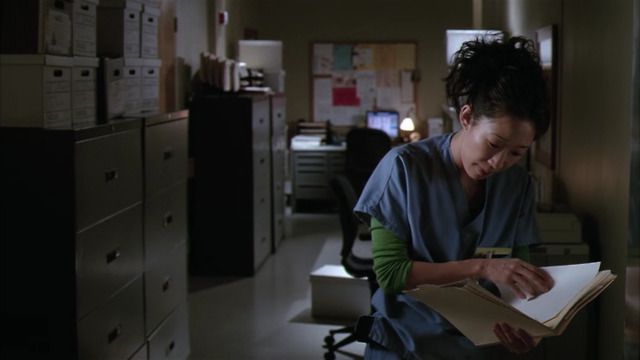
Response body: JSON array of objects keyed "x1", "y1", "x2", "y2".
[
  {"x1": 107, "y1": 324, "x2": 122, "y2": 344},
  {"x1": 162, "y1": 276, "x2": 172, "y2": 292},
  {"x1": 259, "y1": 158, "x2": 265, "y2": 165},
  {"x1": 260, "y1": 197, "x2": 265, "y2": 204},
  {"x1": 163, "y1": 212, "x2": 174, "y2": 228},
  {"x1": 105, "y1": 169, "x2": 119, "y2": 182},
  {"x1": 106, "y1": 248, "x2": 121, "y2": 264},
  {"x1": 163, "y1": 148, "x2": 174, "y2": 161},
  {"x1": 259, "y1": 118, "x2": 264, "y2": 124},
  {"x1": 165, "y1": 340, "x2": 176, "y2": 356}
]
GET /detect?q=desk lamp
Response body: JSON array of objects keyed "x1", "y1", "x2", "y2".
[{"x1": 400, "y1": 110, "x2": 419, "y2": 142}]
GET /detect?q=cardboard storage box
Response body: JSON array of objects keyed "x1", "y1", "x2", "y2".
[
  {"x1": 97, "y1": 0, "x2": 142, "y2": 58},
  {"x1": 0, "y1": 0, "x2": 73, "y2": 56},
  {"x1": 122, "y1": 58, "x2": 144, "y2": 115},
  {"x1": 309, "y1": 264, "x2": 370, "y2": 320},
  {"x1": 141, "y1": 58, "x2": 161, "y2": 114},
  {"x1": 72, "y1": 57, "x2": 99, "y2": 128},
  {"x1": 100, "y1": 57, "x2": 126, "y2": 120},
  {"x1": 140, "y1": 6, "x2": 159, "y2": 58},
  {"x1": 0, "y1": 54, "x2": 73, "y2": 128},
  {"x1": 72, "y1": 0, "x2": 99, "y2": 57}
]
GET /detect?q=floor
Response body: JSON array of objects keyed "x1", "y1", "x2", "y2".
[{"x1": 187, "y1": 211, "x2": 366, "y2": 360}]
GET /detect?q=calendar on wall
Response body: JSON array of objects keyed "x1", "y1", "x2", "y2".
[{"x1": 310, "y1": 42, "x2": 418, "y2": 126}]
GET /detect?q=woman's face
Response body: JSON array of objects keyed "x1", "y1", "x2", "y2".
[{"x1": 458, "y1": 105, "x2": 535, "y2": 181}]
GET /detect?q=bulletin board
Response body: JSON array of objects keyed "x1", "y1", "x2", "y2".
[{"x1": 310, "y1": 42, "x2": 418, "y2": 126}]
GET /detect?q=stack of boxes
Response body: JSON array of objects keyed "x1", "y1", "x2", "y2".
[
  {"x1": 0, "y1": 0, "x2": 162, "y2": 129},
  {"x1": 98, "y1": 0, "x2": 161, "y2": 120}
]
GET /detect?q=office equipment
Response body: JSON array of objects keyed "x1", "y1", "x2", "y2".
[
  {"x1": 366, "y1": 110, "x2": 399, "y2": 138},
  {"x1": 188, "y1": 94, "x2": 273, "y2": 276},
  {"x1": 345, "y1": 127, "x2": 391, "y2": 194},
  {"x1": 445, "y1": 29, "x2": 504, "y2": 65},
  {"x1": 0, "y1": 112, "x2": 191, "y2": 359},
  {"x1": 290, "y1": 143, "x2": 346, "y2": 212},
  {"x1": 0, "y1": 54, "x2": 73, "y2": 128},
  {"x1": 405, "y1": 262, "x2": 615, "y2": 346},
  {"x1": 317, "y1": 175, "x2": 376, "y2": 360}
]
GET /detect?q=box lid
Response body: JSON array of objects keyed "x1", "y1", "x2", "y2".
[
  {"x1": 310, "y1": 264, "x2": 367, "y2": 284},
  {"x1": 123, "y1": 57, "x2": 145, "y2": 67},
  {"x1": 99, "y1": 0, "x2": 143, "y2": 10},
  {"x1": 142, "y1": 5, "x2": 160, "y2": 16},
  {"x1": 0, "y1": 54, "x2": 73, "y2": 67},
  {"x1": 142, "y1": 58, "x2": 162, "y2": 67},
  {"x1": 73, "y1": 57, "x2": 100, "y2": 68}
]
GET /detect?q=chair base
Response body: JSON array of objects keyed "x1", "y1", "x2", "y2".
[{"x1": 323, "y1": 325, "x2": 363, "y2": 360}]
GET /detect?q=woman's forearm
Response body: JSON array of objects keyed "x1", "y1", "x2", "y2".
[{"x1": 404, "y1": 259, "x2": 483, "y2": 290}]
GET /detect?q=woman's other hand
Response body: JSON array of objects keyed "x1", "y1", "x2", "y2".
[
  {"x1": 479, "y1": 258, "x2": 554, "y2": 299},
  {"x1": 493, "y1": 322, "x2": 540, "y2": 353}
]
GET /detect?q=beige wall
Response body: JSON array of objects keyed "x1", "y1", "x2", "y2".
[
  {"x1": 483, "y1": 1, "x2": 632, "y2": 359},
  {"x1": 226, "y1": 0, "x2": 472, "y2": 134}
]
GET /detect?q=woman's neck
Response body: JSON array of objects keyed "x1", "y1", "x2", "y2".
[{"x1": 450, "y1": 132, "x2": 483, "y2": 202}]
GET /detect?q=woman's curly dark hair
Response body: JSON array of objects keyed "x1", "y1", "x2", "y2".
[{"x1": 445, "y1": 36, "x2": 550, "y2": 140}]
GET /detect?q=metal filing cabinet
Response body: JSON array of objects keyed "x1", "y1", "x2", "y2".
[
  {"x1": 270, "y1": 94, "x2": 287, "y2": 252},
  {"x1": 1, "y1": 119, "x2": 145, "y2": 359},
  {"x1": 189, "y1": 94, "x2": 272, "y2": 276},
  {"x1": 142, "y1": 111, "x2": 190, "y2": 360},
  {"x1": 291, "y1": 145, "x2": 346, "y2": 211}
]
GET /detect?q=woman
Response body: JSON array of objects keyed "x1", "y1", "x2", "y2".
[{"x1": 354, "y1": 37, "x2": 555, "y2": 359}]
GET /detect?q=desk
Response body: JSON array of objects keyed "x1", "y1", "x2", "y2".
[{"x1": 291, "y1": 143, "x2": 346, "y2": 212}]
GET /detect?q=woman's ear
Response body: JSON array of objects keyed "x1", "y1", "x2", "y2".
[{"x1": 458, "y1": 105, "x2": 473, "y2": 130}]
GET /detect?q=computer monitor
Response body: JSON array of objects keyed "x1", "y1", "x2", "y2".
[{"x1": 366, "y1": 110, "x2": 399, "y2": 138}]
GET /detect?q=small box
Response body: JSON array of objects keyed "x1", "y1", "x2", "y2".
[
  {"x1": 141, "y1": 58, "x2": 161, "y2": 113},
  {"x1": 309, "y1": 264, "x2": 370, "y2": 320},
  {"x1": 0, "y1": 54, "x2": 73, "y2": 128},
  {"x1": 72, "y1": 0, "x2": 99, "y2": 57},
  {"x1": 100, "y1": 57, "x2": 126, "y2": 120},
  {"x1": 122, "y1": 58, "x2": 144, "y2": 115},
  {"x1": 140, "y1": 6, "x2": 160, "y2": 58},
  {"x1": 535, "y1": 212, "x2": 583, "y2": 243},
  {"x1": 72, "y1": 57, "x2": 99, "y2": 128},
  {"x1": 0, "y1": 0, "x2": 73, "y2": 56},
  {"x1": 97, "y1": 0, "x2": 142, "y2": 58}
]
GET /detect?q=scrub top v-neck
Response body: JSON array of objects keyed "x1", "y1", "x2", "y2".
[{"x1": 354, "y1": 133, "x2": 539, "y2": 359}]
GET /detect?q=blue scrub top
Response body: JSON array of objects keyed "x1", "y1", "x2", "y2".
[{"x1": 354, "y1": 133, "x2": 539, "y2": 359}]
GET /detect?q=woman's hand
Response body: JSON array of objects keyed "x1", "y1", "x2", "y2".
[
  {"x1": 479, "y1": 258, "x2": 554, "y2": 299},
  {"x1": 493, "y1": 322, "x2": 540, "y2": 353}
]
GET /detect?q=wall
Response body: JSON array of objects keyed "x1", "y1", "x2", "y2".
[
  {"x1": 483, "y1": 1, "x2": 632, "y2": 359},
  {"x1": 226, "y1": 0, "x2": 472, "y2": 133}
]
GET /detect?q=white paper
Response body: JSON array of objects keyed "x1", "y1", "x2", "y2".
[
  {"x1": 376, "y1": 87, "x2": 400, "y2": 109},
  {"x1": 313, "y1": 78, "x2": 332, "y2": 122},
  {"x1": 497, "y1": 262, "x2": 601, "y2": 322},
  {"x1": 331, "y1": 106, "x2": 360, "y2": 126},
  {"x1": 313, "y1": 44, "x2": 333, "y2": 75}
]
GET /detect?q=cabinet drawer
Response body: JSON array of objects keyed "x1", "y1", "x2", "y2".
[
  {"x1": 295, "y1": 185, "x2": 329, "y2": 200},
  {"x1": 78, "y1": 277, "x2": 144, "y2": 360},
  {"x1": 148, "y1": 302, "x2": 190, "y2": 360},
  {"x1": 252, "y1": 99, "x2": 270, "y2": 148},
  {"x1": 75, "y1": 128, "x2": 142, "y2": 230},
  {"x1": 145, "y1": 184, "x2": 187, "y2": 265},
  {"x1": 145, "y1": 119, "x2": 188, "y2": 195},
  {"x1": 294, "y1": 153, "x2": 326, "y2": 165},
  {"x1": 76, "y1": 204, "x2": 143, "y2": 318},
  {"x1": 129, "y1": 344, "x2": 148, "y2": 360},
  {"x1": 295, "y1": 172, "x2": 327, "y2": 186},
  {"x1": 145, "y1": 243, "x2": 187, "y2": 335}
]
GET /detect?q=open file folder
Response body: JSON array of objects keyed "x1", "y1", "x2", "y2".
[{"x1": 404, "y1": 262, "x2": 616, "y2": 346}]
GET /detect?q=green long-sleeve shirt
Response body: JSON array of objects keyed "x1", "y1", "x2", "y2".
[{"x1": 370, "y1": 217, "x2": 531, "y2": 294}]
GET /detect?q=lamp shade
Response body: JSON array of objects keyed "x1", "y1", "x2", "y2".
[{"x1": 400, "y1": 117, "x2": 415, "y2": 131}]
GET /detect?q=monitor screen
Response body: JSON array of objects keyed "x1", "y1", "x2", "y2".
[{"x1": 366, "y1": 111, "x2": 399, "y2": 138}]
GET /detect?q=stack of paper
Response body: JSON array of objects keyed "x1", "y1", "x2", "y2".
[{"x1": 405, "y1": 262, "x2": 616, "y2": 346}]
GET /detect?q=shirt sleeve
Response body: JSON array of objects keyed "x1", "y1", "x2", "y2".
[{"x1": 371, "y1": 217, "x2": 412, "y2": 294}]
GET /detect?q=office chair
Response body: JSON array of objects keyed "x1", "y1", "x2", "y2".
[
  {"x1": 345, "y1": 128, "x2": 391, "y2": 195},
  {"x1": 324, "y1": 175, "x2": 378, "y2": 360}
]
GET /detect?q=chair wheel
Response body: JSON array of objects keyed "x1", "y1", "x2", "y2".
[
  {"x1": 324, "y1": 351, "x2": 336, "y2": 360},
  {"x1": 324, "y1": 335, "x2": 335, "y2": 345}
]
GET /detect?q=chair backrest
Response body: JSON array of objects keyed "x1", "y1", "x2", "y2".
[
  {"x1": 329, "y1": 175, "x2": 375, "y2": 280},
  {"x1": 345, "y1": 128, "x2": 391, "y2": 194}
]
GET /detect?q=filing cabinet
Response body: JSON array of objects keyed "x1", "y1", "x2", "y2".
[
  {"x1": 189, "y1": 94, "x2": 272, "y2": 276},
  {"x1": 270, "y1": 94, "x2": 287, "y2": 252},
  {"x1": 1, "y1": 112, "x2": 191, "y2": 359},
  {"x1": 0, "y1": 54, "x2": 73, "y2": 128},
  {"x1": 0, "y1": 0, "x2": 73, "y2": 56},
  {"x1": 97, "y1": 0, "x2": 142, "y2": 58},
  {"x1": 291, "y1": 147, "x2": 346, "y2": 211},
  {"x1": 142, "y1": 111, "x2": 190, "y2": 353},
  {"x1": 73, "y1": 0, "x2": 99, "y2": 57},
  {"x1": 1, "y1": 119, "x2": 145, "y2": 359}
]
